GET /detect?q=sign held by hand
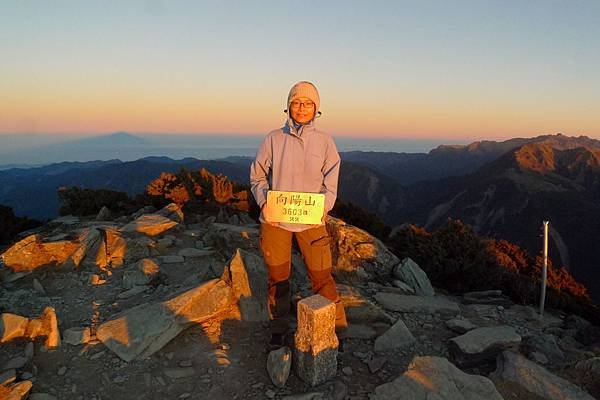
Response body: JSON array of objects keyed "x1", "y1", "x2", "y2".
[{"x1": 265, "y1": 191, "x2": 325, "y2": 224}]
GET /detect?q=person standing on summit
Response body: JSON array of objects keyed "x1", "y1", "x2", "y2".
[{"x1": 250, "y1": 81, "x2": 346, "y2": 346}]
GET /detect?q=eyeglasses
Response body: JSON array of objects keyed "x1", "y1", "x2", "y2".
[{"x1": 290, "y1": 101, "x2": 315, "y2": 109}]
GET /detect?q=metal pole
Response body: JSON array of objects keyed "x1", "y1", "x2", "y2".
[{"x1": 539, "y1": 221, "x2": 549, "y2": 316}]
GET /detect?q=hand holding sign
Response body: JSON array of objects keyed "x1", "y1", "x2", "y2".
[{"x1": 261, "y1": 201, "x2": 276, "y2": 223}]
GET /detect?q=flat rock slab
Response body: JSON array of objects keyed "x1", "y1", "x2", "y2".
[
  {"x1": 3, "y1": 356, "x2": 29, "y2": 371},
  {"x1": 449, "y1": 326, "x2": 521, "y2": 367},
  {"x1": 374, "y1": 319, "x2": 415, "y2": 352},
  {"x1": 178, "y1": 248, "x2": 214, "y2": 257},
  {"x1": 493, "y1": 351, "x2": 595, "y2": 400},
  {"x1": 62, "y1": 327, "x2": 91, "y2": 346},
  {"x1": 445, "y1": 318, "x2": 478, "y2": 334},
  {"x1": 338, "y1": 284, "x2": 394, "y2": 324},
  {"x1": 374, "y1": 293, "x2": 460, "y2": 316},
  {"x1": 97, "y1": 278, "x2": 232, "y2": 361},
  {"x1": 161, "y1": 255, "x2": 185, "y2": 263},
  {"x1": 120, "y1": 214, "x2": 178, "y2": 236},
  {"x1": 371, "y1": 356, "x2": 503, "y2": 400},
  {"x1": 50, "y1": 215, "x2": 80, "y2": 225}
]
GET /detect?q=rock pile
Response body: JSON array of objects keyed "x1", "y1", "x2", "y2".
[{"x1": 1, "y1": 206, "x2": 599, "y2": 399}]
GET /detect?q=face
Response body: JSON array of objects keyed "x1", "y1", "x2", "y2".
[{"x1": 289, "y1": 97, "x2": 316, "y2": 125}]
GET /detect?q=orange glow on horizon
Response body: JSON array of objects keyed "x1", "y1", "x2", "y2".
[{"x1": 1, "y1": 85, "x2": 597, "y2": 140}]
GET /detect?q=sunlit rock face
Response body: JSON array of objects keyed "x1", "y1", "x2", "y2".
[
  {"x1": 449, "y1": 326, "x2": 521, "y2": 367},
  {"x1": 294, "y1": 295, "x2": 338, "y2": 386},
  {"x1": 493, "y1": 351, "x2": 596, "y2": 400},
  {"x1": 120, "y1": 214, "x2": 179, "y2": 236},
  {"x1": 220, "y1": 248, "x2": 269, "y2": 322},
  {"x1": 326, "y1": 217, "x2": 399, "y2": 282},
  {"x1": 0, "y1": 307, "x2": 60, "y2": 349},
  {"x1": 96, "y1": 279, "x2": 232, "y2": 362},
  {"x1": 0, "y1": 380, "x2": 32, "y2": 400},
  {"x1": 371, "y1": 356, "x2": 504, "y2": 400},
  {"x1": 1, "y1": 234, "x2": 79, "y2": 272},
  {"x1": 2, "y1": 191, "x2": 599, "y2": 399},
  {"x1": 392, "y1": 257, "x2": 435, "y2": 297}
]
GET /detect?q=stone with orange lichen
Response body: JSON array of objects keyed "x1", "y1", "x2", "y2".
[{"x1": 294, "y1": 295, "x2": 338, "y2": 386}]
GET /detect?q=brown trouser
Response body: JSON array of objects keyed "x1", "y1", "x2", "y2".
[{"x1": 259, "y1": 223, "x2": 347, "y2": 329}]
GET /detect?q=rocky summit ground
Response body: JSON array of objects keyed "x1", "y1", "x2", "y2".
[{"x1": 1, "y1": 204, "x2": 600, "y2": 400}]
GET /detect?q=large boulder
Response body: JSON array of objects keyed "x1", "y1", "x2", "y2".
[
  {"x1": 575, "y1": 357, "x2": 600, "y2": 379},
  {"x1": 522, "y1": 332, "x2": 565, "y2": 365},
  {"x1": 392, "y1": 257, "x2": 434, "y2": 297},
  {"x1": 220, "y1": 248, "x2": 269, "y2": 321},
  {"x1": 71, "y1": 228, "x2": 102, "y2": 268},
  {"x1": 374, "y1": 293, "x2": 460, "y2": 317},
  {"x1": 326, "y1": 217, "x2": 399, "y2": 282},
  {"x1": 449, "y1": 326, "x2": 521, "y2": 367},
  {"x1": 96, "y1": 279, "x2": 232, "y2": 361},
  {"x1": 77, "y1": 227, "x2": 127, "y2": 270},
  {"x1": 1, "y1": 234, "x2": 79, "y2": 272},
  {"x1": 493, "y1": 351, "x2": 595, "y2": 400},
  {"x1": 370, "y1": 356, "x2": 503, "y2": 400}
]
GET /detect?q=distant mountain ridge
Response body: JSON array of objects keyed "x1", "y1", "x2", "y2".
[
  {"x1": 2, "y1": 133, "x2": 600, "y2": 301},
  {"x1": 394, "y1": 141, "x2": 600, "y2": 302},
  {"x1": 344, "y1": 133, "x2": 600, "y2": 185},
  {"x1": 0, "y1": 158, "x2": 249, "y2": 219}
]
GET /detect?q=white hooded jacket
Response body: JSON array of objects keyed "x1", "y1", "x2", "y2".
[{"x1": 249, "y1": 113, "x2": 341, "y2": 232}]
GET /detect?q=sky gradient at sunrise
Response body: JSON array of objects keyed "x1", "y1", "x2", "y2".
[{"x1": 1, "y1": 0, "x2": 599, "y2": 141}]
